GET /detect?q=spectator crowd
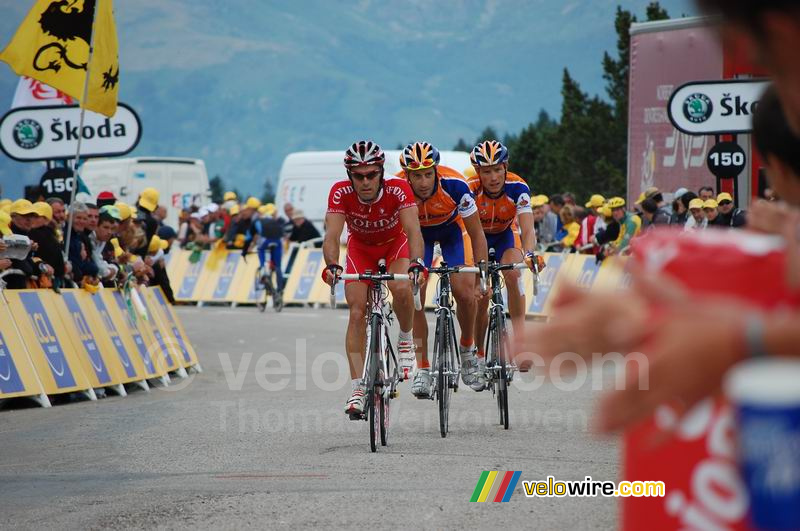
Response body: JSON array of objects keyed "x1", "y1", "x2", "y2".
[
  {"x1": 0, "y1": 188, "x2": 177, "y2": 301},
  {"x1": 0, "y1": 187, "x2": 324, "y2": 301},
  {"x1": 531, "y1": 185, "x2": 751, "y2": 262}
]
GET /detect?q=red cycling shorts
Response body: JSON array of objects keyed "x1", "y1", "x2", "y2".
[{"x1": 345, "y1": 233, "x2": 410, "y2": 283}]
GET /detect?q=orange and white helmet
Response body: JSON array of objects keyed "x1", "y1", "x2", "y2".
[
  {"x1": 470, "y1": 140, "x2": 509, "y2": 167},
  {"x1": 400, "y1": 142, "x2": 440, "y2": 171}
]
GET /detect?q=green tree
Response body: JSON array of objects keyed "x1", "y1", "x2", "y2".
[
  {"x1": 600, "y1": 3, "x2": 670, "y2": 196},
  {"x1": 261, "y1": 180, "x2": 275, "y2": 204},
  {"x1": 453, "y1": 138, "x2": 470, "y2": 151},
  {"x1": 475, "y1": 126, "x2": 499, "y2": 144},
  {"x1": 209, "y1": 175, "x2": 225, "y2": 204}
]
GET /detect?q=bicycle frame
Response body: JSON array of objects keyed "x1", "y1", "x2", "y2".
[{"x1": 361, "y1": 276, "x2": 398, "y2": 400}]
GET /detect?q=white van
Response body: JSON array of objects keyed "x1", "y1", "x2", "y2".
[
  {"x1": 275, "y1": 150, "x2": 471, "y2": 232},
  {"x1": 79, "y1": 157, "x2": 210, "y2": 229}
]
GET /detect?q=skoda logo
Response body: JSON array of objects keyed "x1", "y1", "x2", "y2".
[
  {"x1": 683, "y1": 93, "x2": 713, "y2": 124},
  {"x1": 12, "y1": 118, "x2": 43, "y2": 149}
]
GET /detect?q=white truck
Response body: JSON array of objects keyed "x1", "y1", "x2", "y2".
[
  {"x1": 275, "y1": 150, "x2": 472, "y2": 233},
  {"x1": 79, "y1": 157, "x2": 210, "y2": 228}
]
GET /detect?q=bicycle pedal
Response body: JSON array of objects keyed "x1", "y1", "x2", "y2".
[{"x1": 390, "y1": 390, "x2": 398, "y2": 399}]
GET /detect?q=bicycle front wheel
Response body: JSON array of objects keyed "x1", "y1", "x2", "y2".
[
  {"x1": 367, "y1": 314, "x2": 382, "y2": 452},
  {"x1": 435, "y1": 312, "x2": 452, "y2": 438},
  {"x1": 489, "y1": 308, "x2": 510, "y2": 430}
]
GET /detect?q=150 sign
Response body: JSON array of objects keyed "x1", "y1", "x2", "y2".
[
  {"x1": 0, "y1": 103, "x2": 141, "y2": 162},
  {"x1": 707, "y1": 142, "x2": 747, "y2": 179}
]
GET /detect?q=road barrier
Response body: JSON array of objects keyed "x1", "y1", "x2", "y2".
[
  {"x1": 0, "y1": 286, "x2": 201, "y2": 408},
  {"x1": 165, "y1": 248, "x2": 630, "y2": 316}
]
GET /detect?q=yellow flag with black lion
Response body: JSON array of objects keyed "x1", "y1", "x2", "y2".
[{"x1": 0, "y1": 0, "x2": 119, "y2": 117}]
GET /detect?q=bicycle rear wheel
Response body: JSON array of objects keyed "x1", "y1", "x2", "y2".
[
  {"x1": 271, "y1": 272, "x2": 284, "y2": 312},
  {"x1": 435, "y1": 312, "x2": 452, "y2": 438},
  {"x1": 379, "y1": 381, "x2": 388, "y2": 446}
]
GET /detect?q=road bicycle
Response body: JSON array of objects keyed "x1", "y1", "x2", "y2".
[
  {"x1": 483, "y1": 249, "x2": 537, "y2": 430},
  {"x1": 426, "y1": 261, "x2": 486, "y2": 437},
  {"x1": 254, "y1": 242, "x2": 283, "y2": 313},
  {"x1": 330, "y1": 259, "x2": 419, "y2": 452}
]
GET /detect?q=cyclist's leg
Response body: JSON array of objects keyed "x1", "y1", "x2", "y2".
[
  {"x1": 444, "y1": 221, "x2": 477, "y2": 349},
  {"x1": 256, "y1": 239, "x2": 268, "y2": 270},
  {"x1": 385, "y1": 235, "x2": 415, "y2": 374},
  {"x1": 411, "y1": 232, "x2": 436, "y2": 369},
  {"x1": 474, "y1": 230, "x2": 508, "y2": 356},
  {"x1": 344, "y1": 281, "x2": 369, "y2": 380},
  {"x1": 268, "y1": 239, "x2": 285, "y2": 289},
  {"x1": 501, "y1": 231, "x2": 526, "y2": 344}
]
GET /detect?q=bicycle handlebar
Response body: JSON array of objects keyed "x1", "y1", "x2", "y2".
[{"x1": 328, "y1": 273, "x2": 421, "y2": 310}]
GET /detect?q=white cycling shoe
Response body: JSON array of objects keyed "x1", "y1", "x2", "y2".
[
  {"x1": 461, "y1": 349, "x2": 487, "y2": 392},
  {"x1": 398, "y1": 339, "x2": 415, "y2": 380},
  {"x1": 345, "y1": 382, "x2": 367, "y2": 418},
  {"x1": 411, "y1": 368, "x2": 433, "y2": 399}
]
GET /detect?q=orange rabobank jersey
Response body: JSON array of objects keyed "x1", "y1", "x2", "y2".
[
  {"x1": 468, "y1": 172, "x2": 533, "y2": 234},
  {"x1": 396, "y1": 165, "x2": 478, "y2": 227}
]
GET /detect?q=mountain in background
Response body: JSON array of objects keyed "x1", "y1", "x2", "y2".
[{"x1": 0, "y1": 0, "x2": 694, "y2": 200}]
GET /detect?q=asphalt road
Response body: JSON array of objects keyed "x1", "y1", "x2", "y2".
[{"x1": 0, "y1": 305, "x2": 619, "y2": 530}]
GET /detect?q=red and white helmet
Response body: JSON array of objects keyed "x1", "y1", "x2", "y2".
[{"x1": 344, "y1": 140, "x2": 385, "y2": 168}]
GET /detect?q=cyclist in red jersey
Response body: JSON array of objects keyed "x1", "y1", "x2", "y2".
[
  {"x1": 322, "y1": 141, "x2": 425, "y2": 417},
  {"x1": 468, "y1": 140, "x2": 541, "y2": 389},
  {"x1": 396, "y1": 142, "x2": 489, "y2": 398}
]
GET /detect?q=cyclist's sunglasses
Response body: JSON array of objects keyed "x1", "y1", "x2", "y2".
[
  {"x1": 718, "y1": 200, "x2": 732, "y2": 206},
  {"x1": 405, "y1": 161, "x2": 436, "y2": 171},
  {"x1": 350, "y1": 170, "x2": 382, "y2": 181}
]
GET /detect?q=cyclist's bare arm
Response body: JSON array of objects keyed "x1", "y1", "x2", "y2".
[
  {"x1": 323, "y1": 212, "x2": 345, "y2": 267},
  {"x1": 518, "y1": 211, "x2": 536, "y2": 252},
  {"x1": 462, "y1": 211, "x2": 488, "y2": 264},
  {"x1": 399, "y1": 206, "x2": 424, "y2": 262}
]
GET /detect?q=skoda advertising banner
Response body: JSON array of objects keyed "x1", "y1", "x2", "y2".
[
  {"x1": 668, "y1": 79, "x2": 770, "y2": 135},
  {"x1": 0, "y1": 103, "x2": 141, "y2": 161}
]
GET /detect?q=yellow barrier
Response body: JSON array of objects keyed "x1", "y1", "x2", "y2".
[
  {"x1": 174, "y1": 251, "x2": 208, "y2": 302},
  {"x1": 4, "y1": 290, "x2": 96, "y2": 398},
  {"x1": 0, "y1": 281, "x2": 201, "y2": 408},
  {"x1": 163, "y1": 245, "x2": 628, "y2": 319},
  {"x1": 141, "y1": 287, "x2": 202, "y2": 371},
  {"x1": 0, "y1": 296, "x2": 48, "y2": 404},
  {"x1": 54, "y1": 290, "x2": 134, "y2": 395},
  {"x1": 100, "y1": 290, "x2": 172, "y2": 381}
]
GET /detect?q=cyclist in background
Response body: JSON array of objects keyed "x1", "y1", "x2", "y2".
[
  {"x1": 397, "y1": 142, "x2": 488, "y2": 397},
  {"x1": 321, "y1": 141, "x2": 425, "y2": 417},
  {"x1": 243, "y1": 203, "x2": 286, "y2": 292},
  {"x1": 467, "y1": 140, "x2": 540, "y2": 389}
]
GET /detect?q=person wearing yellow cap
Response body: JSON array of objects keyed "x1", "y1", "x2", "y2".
[
  {"x1": 582, "y1": 194, "x2": 607, "y2": 249},
  {"x1": 703, "y1": 198, "x2": 721, "y2": 226},
  {"x1": 0, "y1": 198, "x2": 11, "y2": 212},
  {"x1": 531, "y1": 195, "x2": 549, "y2": 242},
  {"x1": 606, "y1": 197, "x2": 641, "y2": 254},
  {"x1": 3, "y1": 199, "x2": 39, "y2": 288},
  {"x1": 225, "y1": 199, "x2": 261, "y2": 249},
  {"x1": 715, "y1": 192, "x2": 747, "y2": 227},
  {"x1": 134, "y1": 188, "x2": 160, "y2": 256},
  {"x1": 684, "y1": 197, "x2": 708, "y2": 231},
  {"x1": 30, "y1": 202, "x2": 53, "y2": 229},
  {"x1": 23, "y1": 200, "x2": 60, "y2": 285}
]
